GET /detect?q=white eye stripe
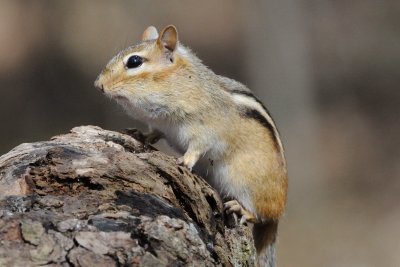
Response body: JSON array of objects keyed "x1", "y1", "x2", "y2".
[{"x1": 126, "y1": 65, "x2": 145, "y2": 75}]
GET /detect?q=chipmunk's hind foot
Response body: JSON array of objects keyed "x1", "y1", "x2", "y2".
[{"x1": 224, "y1": 200, "x2": 257, "y2": 225}]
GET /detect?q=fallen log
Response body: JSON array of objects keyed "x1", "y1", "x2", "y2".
[{"x1": 0, "y1": 126, "x2": 255, "y2": 266}]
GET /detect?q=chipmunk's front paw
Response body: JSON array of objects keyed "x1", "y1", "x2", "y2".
[
  {"x1": 124, "y1": 128, "x2": 161, "y2": 145},
  {"x1": 145, "y1": 132, "x2": 161, "y2": 144},
  {"x1": 124, "y1": 128, "x2": 146, "y2": 143},
  {"x1": 224, "y1": 200, "x2": 256, "y2": 225},
  {"x1": 177, "y1": 148, "x2": 202, "y2": 172},
  {"x1": 176, "y1": 157, "x2": 193, "y2": 172}
]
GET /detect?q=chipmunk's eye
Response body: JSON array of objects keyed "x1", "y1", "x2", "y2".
[{"x1": 126, "y1": 55, "x2": 143, "y2": 69}]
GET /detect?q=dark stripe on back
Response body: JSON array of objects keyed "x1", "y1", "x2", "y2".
[
  {"x1": 240, "y1": 108, "x2": 281, "y2": 152},
  {"x1": 230, "y1": 89, "x2": 274, "y2": 119},
  {"x1": 231, "y1": 89, "x2": 282, "y2": 152}
]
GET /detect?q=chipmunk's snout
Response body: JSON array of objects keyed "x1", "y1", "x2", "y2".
[{"x1": 94, "y1": 76, "x2": 105, "y2": 93}]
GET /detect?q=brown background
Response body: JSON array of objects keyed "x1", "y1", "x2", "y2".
[{"x1": 0, "y1": 1, "x2": 399, "y2": 266}]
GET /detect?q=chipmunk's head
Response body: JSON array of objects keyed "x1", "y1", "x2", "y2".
[{"x1": 95, "y1": 25, "x2": 189, "y2": 119}]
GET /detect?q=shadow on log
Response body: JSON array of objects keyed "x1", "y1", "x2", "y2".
[{"x1": 0, "y1": 126, "x2": 255, "y2": 266}]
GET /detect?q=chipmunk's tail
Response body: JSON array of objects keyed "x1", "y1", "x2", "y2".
[{"x1": 253, "y1": 220, "x2": 279, "y2": 267}]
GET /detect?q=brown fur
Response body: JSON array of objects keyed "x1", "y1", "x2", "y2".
[{"x1": 225, "y1": 118, "x2": 287, "y2": 220}]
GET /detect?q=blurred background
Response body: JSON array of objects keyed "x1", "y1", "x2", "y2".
[{"x1": 1, "y1": 1, "x2": 399, "y2": 266}]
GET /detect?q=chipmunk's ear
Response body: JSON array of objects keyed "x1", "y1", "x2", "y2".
[
  {"x1": 158, "y1": 25, "x2": 178, "y2": 52},
  {"x1": 142, "y1": 26, "x2": 159, "y2": 41}
]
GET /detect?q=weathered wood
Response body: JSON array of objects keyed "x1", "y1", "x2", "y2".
[{"x1": 0, "y1": 126, "x2": 255, "y2": 266}]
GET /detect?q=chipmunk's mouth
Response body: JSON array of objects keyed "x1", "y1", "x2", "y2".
[
  {"x1": 112, "y1": 90, "x2": 130, "y2": 103},
  {"x1": 114, "y1": 95, "x2": 128, "y2": 101}
]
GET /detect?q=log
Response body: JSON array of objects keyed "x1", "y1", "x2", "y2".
[{"x1": 0, "y1": 126, "x2": 255, "y2": 266}]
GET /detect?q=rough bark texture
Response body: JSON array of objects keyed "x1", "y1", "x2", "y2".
[{"x1": 0, "y1": 126, "x2": 255, "y2": 267}]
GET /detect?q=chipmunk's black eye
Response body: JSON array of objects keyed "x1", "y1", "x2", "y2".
[{"x1": 126, "y1": 55, "x2": 143, "y2": 69}]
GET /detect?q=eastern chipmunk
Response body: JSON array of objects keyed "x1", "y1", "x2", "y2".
[{"x1": 95, "y1": 25, "x2": 288, "y2": 267}]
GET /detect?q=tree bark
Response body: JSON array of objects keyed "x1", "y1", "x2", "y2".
[{"x1": 0, "y1": 126, "x2": 255, "y2": 267}]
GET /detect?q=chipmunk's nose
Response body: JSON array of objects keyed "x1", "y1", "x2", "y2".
[{"x1": 94, "y1": 77, "x2": 105, "y2": 93}]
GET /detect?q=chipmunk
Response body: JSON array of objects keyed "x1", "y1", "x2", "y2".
[{"x1": 95, "y1": 25, "x2": 288, "y2": 267}]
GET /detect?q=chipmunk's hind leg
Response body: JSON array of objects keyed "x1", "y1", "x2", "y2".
[{"x1": 224, "y1": 200, "x2": 257, "y2": 225}]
